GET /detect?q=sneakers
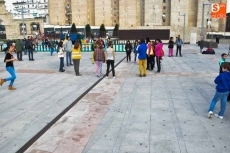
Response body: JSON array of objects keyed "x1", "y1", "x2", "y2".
[
  {"x1": 106, "y1": 76, "x2": 108, "y2": 79},
  {"x1": 214, "y1": 114, "x2": 223, "y2": 119},
  {"x1": 208, "y1": 111, "x2": 213, "y2": 118},
  {"x1": 0, "y1": 79, "x2": 5, "y2": 86},
  {"x1": 113, "y1": 77, "x2": 116, "y2": 79}
]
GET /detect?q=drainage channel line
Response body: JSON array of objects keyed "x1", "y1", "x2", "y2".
[{"x1": 16, "y1": 56, "x2": 126, "y2": 153}]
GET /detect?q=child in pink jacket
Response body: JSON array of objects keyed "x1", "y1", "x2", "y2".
[{"x1": 155, "y1": 38, "x2": 163, "y2": 73}]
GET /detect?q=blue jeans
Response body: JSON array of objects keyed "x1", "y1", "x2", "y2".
[
  {"x1": 24, "y1": 48, "x2": 27, "y2": 55},
  {"x1": 66, "y1": 52, "x2": 72, "y2": 65},
  {"x1": 50, "y1": 47, "x2": 54, "y2": 55},
  {"x1": 59, "y1": 57, "x2": 64, "y2": 71},
  {"x1": 5, "y1": 67, "x2": 16, "y2": 86},
  {"x1": 208, "y1": 91, "x2": 229, "y2": 116}
]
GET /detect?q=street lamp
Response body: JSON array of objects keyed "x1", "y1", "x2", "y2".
[
  {"x1": 12, "y1": 2, "x2": 26, "y2": 39},
  {"x1": 201, "y1": 1, "x2": 212, "y2": 52},
  {"x1": 83, "y1": 21, "x2": 86, "y2": 39},
  {"x1": 179, "y1": 12, "x2": 186, "y2": 44}
]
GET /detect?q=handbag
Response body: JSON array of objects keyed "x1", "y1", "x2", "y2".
[{"x1": 161, "y1": 49, "x2": 165, "y2": 57}]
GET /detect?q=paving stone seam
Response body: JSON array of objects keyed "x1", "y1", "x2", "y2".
[{"x1": 163, "y1": 76, "x2": 188, "y2": 153}]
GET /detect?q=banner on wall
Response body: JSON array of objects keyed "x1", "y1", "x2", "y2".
[{"x1": 211, "y1": 3, "x2": 226, "y2": 18}]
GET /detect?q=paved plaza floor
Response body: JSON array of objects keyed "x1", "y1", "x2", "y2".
[{"x1": 1, "y1": 44, "x2": 230, "y2": 153}]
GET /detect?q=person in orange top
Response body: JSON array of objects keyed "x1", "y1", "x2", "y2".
[{"x1": 146, "y1": 40, "x2": 155, "y2": 70}]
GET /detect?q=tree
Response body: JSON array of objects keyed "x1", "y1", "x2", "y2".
[
  {"x1": 99, "y1": 24, "x2": 106, "y2": 37},
  {"x1": 85, "y1": 24, "x2": 91, "y2": 37},
  {"x1": 113, "y1": 24, "x2": 119, "y2": 37},
  {"x1": 70, "y1": 23, "x2": 77, "y2": 33}
]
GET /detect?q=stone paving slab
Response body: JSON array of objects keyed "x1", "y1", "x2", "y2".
[
  {"x1": 25, "y1": 44, "x2": 230, "y2": 153},
  {"x1": 0, "y1": 52, "x2": 125, "y2": 153}
]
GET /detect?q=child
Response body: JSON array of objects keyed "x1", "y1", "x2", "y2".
[
  {"x1": 94, "y1": 44, "x2": 105, "y2": 78},
  {"x1": 208, "y1": 62, "x2": 230, "y2": 119},
  {"x1": 219, "y1": 53, "x2": 228, "y2": 74},
  {"x1": 58, "y1": 48, "x2": 65, "y2": 72},
  {"x1": 168, "y1": 37, "x2": 174, "y2": 57}
]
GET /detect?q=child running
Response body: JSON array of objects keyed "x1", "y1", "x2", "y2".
[
  {"x1": 208, "y1": 62, "x2": 230, "y2": 119},
  {"x1": 0, "y1": 46, "x2": 18, "y2": 90}
]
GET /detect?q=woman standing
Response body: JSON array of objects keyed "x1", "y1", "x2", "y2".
[
  {"x1": 94, "y1": 44, "x2": 105, "y2": 78},
  {"x1": 0, "y1": 46, "x2": 18, "y2": 90},
  {"x1": 72, "y1": 41, "x2": 82, "y2": 76},
  {"x1": 125, "y1": 40, "x2": 132, "y2": 63},
  {"x1": 105, "y1": 42, "x2": 115, "y2": 79},
  {"x1": 155, "y1": 38, "x2": 163, "y2": 73},
  {"x1": 168, "y1": 37, "x2": 174, "y2": 57}
]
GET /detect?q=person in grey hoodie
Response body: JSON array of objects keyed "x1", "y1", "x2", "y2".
[{"x1": 64, "y1": 37, "x2": 73, "y2": 66}]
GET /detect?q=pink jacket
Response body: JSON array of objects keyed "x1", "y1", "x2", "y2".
[{"x1": 155, "y1": 43, "x2": 163, "y2": 57}]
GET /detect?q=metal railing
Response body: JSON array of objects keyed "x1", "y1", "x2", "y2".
[{"x1": 34, "y1": 42, "x2": 126, "y2": 52}]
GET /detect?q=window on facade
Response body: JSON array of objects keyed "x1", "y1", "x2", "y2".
[
  {"x1": 163, "y1": 0, "x2": 166, "y2": 2},
  {"x1": 114, "y1": 1, "x2": 116, "y2": 4},
  {"x1": 114, "y1": 14, "x2": 116, "y2": 16},
  {"x1": 163, "y1": 6, "x2": 166, "y2": 9}
]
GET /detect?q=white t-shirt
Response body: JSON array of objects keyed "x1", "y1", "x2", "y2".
[{"x1": 106, "y1": 47, "x2": 114, "y2": 60}]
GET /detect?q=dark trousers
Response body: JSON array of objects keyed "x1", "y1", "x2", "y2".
[
  {"x1": 59, "y1": 57, "x2": 64, "y2": 71},
  {"x1": 156, "y1": 56, "x2": 161, "y2": 72},
  {"x1": 106, "y1": 60, "x2": 115, "y2": 77},
  {"x1": 73, "y1": 59, "x2": 80, "y2": 75},
  {"x1": 17, "y1": 51, "x2": 23, "y2": 60},
  {"x1": 176, "y1": 46, "x2": 182, "y2": 56},
  {"x1": 28, "y1": 49, "x2": 34, "y2": 60},
  {"x1": 126, "y1": 51, "x2": 131, "y2": 62},
  {"x1": 134, "y1": 52, "x2": 137, "y2": 62},
  {"x1": 228, "y1": 94, "x2": 230, "y2": 101},
  {"x1": 147, "y1": 55, "x2": 155, "y2": 70}
]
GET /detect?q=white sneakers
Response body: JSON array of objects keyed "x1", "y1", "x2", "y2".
[
  {"x1": 208, "y1": 111, "x2": 213, "y2": 118},
  {"x1": 208, "y1": 111, "x2": 223, "y2": 119},
  {"x1": 214, "y1": 114, "x2": 223, "y2": 119},
  {"x1": 105, "y1": 76, "x2": 116, "y2": 79}
]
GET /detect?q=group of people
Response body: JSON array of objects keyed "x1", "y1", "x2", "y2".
[
  {"x1": 124, "y1": 36, "x2": 184, "y2": 76},
  {"x1": 57, "y1": 36, "x2": 116, "y2": 79}
]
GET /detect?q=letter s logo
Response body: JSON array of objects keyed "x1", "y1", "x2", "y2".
[{"x1": 212, "y1": 4, "x2": 220, "y2": 13}]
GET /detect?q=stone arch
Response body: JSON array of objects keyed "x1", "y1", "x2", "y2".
[{"x1": 30, "y1": 22, "x2": 40, "y2": 34}]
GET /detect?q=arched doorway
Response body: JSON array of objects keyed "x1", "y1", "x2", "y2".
[
  {"x1": 19, "y1": 23, "x2": 27, "y2": 35},
  {"x1": 30, "y1": 22, "x2": 40, "y2": 35},
  {"x1": 0, "y1": 19, "x2": 6, "y2": 39}
]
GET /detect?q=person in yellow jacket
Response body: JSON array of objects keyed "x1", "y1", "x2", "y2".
[
  {"x1": 91, "y1": 40, "x2": 97, "y2": 64},
  {"x1": 72, "y1": 41, "x2": 82, "y2": 76}
]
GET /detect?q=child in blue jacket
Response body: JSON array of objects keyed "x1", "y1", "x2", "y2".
[{"x1": 208, "y1": 62, "x2": 230, "y2": 119}]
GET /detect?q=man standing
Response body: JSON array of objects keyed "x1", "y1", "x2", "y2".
[
  {"x1": 25, "y1": 38, "x2": 34, "y2": 61},
  {"x1": 64, "y1": 37, "x2": 73, "y2": 66},
  {"x1": 15, "y1": 39, "x2": 24, "y2": 61},
  {"x1": 175, "y1": 35, "x2": 183, "y2": 57},
  {"x1": 137, "y1": 39, "x2": 147, "y2": 77}
]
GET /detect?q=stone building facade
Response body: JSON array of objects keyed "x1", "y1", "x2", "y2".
[{"x1": 0, "y1": 0, "x2": 44, "y2": 39}]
